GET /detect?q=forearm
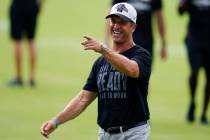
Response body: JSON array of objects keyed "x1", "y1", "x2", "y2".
[
  {"x1": 40, "y1": 89, "x2": 96, "y2": 138},
  {"x1": 156, "y1": 10, "x2": 166, "y2": 47},
  {"x1": 54, "y1": 90, "x2": 96, "y2": 125},
  {"x1": 102, "y1": 50, "x2": 139, "y2": 78},
  {"x1": 81, "y1": 36, "x2": 139, "y2": 78},
  {"x1": 104, "y1": 19, "x2": 111, "y2": 46}
]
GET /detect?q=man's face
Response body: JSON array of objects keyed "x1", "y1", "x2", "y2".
[{"x1": 109, "y1": 15, "x2": 135, "y2": 44}]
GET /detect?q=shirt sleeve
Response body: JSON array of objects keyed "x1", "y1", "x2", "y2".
[
  {"x1": 83, "y1": 60, "x2": 99, "y2": 93},
  {"x1": 131, "y1": 50, "x2": 151, "y2": 79},
  {"x1": 112, "y1": 0, "x2": 125, "y2": 5},
  {"x1": 152, "y1": 0, "x2": 162, "y2": 11}
]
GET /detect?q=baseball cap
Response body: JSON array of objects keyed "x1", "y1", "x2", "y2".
[{"x1": 106, "y1": 3, "x2": 137, "y2": 24}]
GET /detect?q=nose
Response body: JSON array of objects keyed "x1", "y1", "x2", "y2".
[{"x1": 113, "y1": 23, "x2": 120, "y2": 29}]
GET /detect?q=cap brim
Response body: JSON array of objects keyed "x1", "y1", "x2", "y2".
[{"x1": 105, "y1": 14, "x2": 133, "y2": 23}]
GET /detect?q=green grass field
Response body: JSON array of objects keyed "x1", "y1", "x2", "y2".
[{"x1": 0, "y1": 0, "x2": 209, "y2": 140}]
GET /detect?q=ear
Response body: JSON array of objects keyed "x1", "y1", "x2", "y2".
[{"x1": 131, "y1": 23, "x2": 137, "y2": 33}]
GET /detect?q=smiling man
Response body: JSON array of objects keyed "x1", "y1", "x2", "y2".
[{"x1": 40, "y1": 3, "x2": 152, "y2": 140}]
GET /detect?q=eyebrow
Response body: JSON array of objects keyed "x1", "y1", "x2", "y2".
[{"x1": 111, "y1": 18, "x2": 126, "y2": 23}]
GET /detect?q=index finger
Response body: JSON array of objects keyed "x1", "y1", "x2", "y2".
[{"x1": 83, "y1": 36, "x2": 92, "y2": 40}]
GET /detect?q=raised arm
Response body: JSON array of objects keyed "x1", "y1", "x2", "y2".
[
  {"x1": 40, "y1": 90, "x2": 97, "y2": 138},
  {"x1": 81, "y1": 36, "x2": 139, "y2": 78},
  {"x1": 104, "y1": 17, "x2": 111, "y2": 46},
  {"x1": 101, "y1": 48, "x2": 139, "y2": 78}
]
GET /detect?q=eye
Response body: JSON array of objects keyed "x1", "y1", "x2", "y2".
[
  {"x1": 118, "y1": 20, "x2": 127, "y2": 25},
  {"x1": 111, "y1": 18, "x2": 117, "y2": 24},
  {"x1": 111, "y1": 18, "x2": 127, "y2": 25}
]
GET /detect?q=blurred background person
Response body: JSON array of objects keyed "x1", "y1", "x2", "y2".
[
  {"x1": 104, "y1": 0, "x2": 167, "y2": 63},
  {"x1": 8, "y1": 0, "x2": 42, "y2": 87},
  {"x1": 178, "y1": 0, "x2": 210, "y2": 124}
]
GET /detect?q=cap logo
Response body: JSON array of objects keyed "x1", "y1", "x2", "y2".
[{"x1": 116, "y1": 4, "x2": 128, "y2": 13}]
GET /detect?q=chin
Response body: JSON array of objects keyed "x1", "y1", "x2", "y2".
[
  {"x1": 113, "y1": 40, "x2": 124, "y2": 44},
  {"x1": 112, "y1": 36, "x2": 121, "y2": 42}
]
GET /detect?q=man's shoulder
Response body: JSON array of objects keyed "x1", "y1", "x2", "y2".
[{"x1": 134, "y1": 44, "x2": 151, "y2": 56}]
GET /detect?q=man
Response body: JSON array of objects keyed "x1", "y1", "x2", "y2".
[
  {"x1": 104, "y1": 0, "x2": 167, "y2": 62},
  {"x1": 178, "y1": 0, "x2": 210, "y2": 124},
  {"x1": 8, "y1": 0, "x2": 42, "y2": 87},
  {"x1": 40, "y1": 3, "x2": 152, "y2": 139}
]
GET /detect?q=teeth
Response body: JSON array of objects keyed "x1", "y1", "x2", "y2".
[{"x1": 113, "y1": 31, "x2": 121, "y2": 34}]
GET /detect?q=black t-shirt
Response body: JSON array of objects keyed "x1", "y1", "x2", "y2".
[
  {"x1": 83, "y1": 45, "x2": 151, "y2": 129},
  {"x1": 11, "y1": 0, "x2": 39, "y2": 12},
  {"x1": 187, "y1": 0, "x2": 210, "y2": 45},
  {"x1": 112, "y1": 0, "x2": 162, "y2": 50}
]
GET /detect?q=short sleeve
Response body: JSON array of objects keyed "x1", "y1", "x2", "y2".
[
  {"x1": 112, "y1": 0, "x2": 125, "y2": 5},
  {"x1": 131, "y1": 50, "x2": 151, "y2": 79},
  {"x1": 152, "y1": 0, "x2": 162, "y2": 11},
  {"x1": 83, "y1": 61, "x2": 99, "y2": 93}
]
